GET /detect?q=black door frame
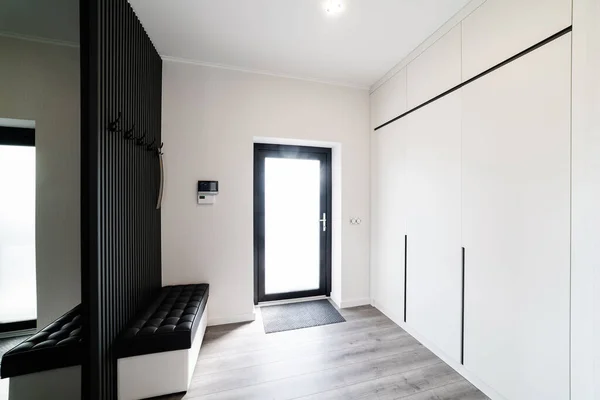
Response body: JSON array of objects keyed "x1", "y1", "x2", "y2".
[
  {"x1": 254, "y1": 143, "x2": 332, "y2": 304},
  {"x1": 0, "y1": 126, "x2": 37, "y2": 334}
]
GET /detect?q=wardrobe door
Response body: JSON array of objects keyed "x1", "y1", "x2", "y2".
[
  {"x1": 405, "y1": 91, "x2": 462, "y2": 361},
  {"x1": 407, "y1": 25, "x2": 462, "y2": 109},
  {"x1": 461, "y1": 0, "x2": 572, "y2": 81},
  {"x1": 370, "y1": 68, "x2": 408, "y2": 129},
  {"x1": 462, "y1": 34, "x2": 571, "y2": 400},
  {"x1": 371, "y1": 120, "x2": 408, "y2": 319}
]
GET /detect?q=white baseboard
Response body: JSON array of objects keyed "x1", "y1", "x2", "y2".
[
  {"x1": 339, "y1": 297, "x2": 372, "y2": 308},
  {"x1": 329, "y1": 296, "x2": 342, "y2": 309},
  {"x1": 208, "y1": 312, "x2": 255, "y2": 327},
  {"x1": 371, "y1": 299, "x2": 507, "y2": 400}
]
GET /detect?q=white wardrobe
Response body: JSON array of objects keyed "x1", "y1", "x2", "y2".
[{"x1": 370, "y1": 0, "x2": 572, "y2": 398}]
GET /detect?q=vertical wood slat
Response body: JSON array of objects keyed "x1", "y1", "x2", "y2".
[{"x1": 81, "y1": 0, "x2": 162, "y2": 397}]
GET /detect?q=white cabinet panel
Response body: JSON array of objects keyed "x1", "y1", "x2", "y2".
[
  {"x1": 462, "y1": 35, "x2": 571, "y2": 400},
  {"x1": 462, "y1": 0, "x2": 572, "y2": 80},
  {"x1": 407, "y1": 25, "x2": 462, "y2": 109},
  {"x1": 370, "y1": 68, "x2": 407, "y2": 130},
  {"x1": 405, "y1": 91, "x2": 462, "y2": 362},
  {"x1": 370, "y1": 120, "x2": 408, "y2": 318}
]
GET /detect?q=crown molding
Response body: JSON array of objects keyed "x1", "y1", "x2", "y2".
[
  {"x1": 0, "y1": 31, "x2": 79, "y2": 48},
  {"x1": 161, "y1": 56, "x2": 370, "y2": 90},
  {"x1": 370, "y1": 0, "x2": 487, "y2": 94}
]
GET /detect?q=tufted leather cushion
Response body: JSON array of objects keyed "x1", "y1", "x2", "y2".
[
  {"x1": 115, "y1": 284, "x2": 209, "y2": 358},
  {"x1": 1, "y1": 305, "x2": 82, "y2": 378}
]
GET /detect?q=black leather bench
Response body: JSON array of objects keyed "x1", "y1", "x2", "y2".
[
  {"x1": 0, "y1": 305, "x2": 82, "y2": 378},
  {"x1": 116, "y1": 284, "x2": 209, "y2": 358},
  {"x1": 116, "y1": 284, "x2": 209, "y2": 399}
]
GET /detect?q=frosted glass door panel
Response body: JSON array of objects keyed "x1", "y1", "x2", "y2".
[
  {"x1": 264, "y1": 158, "x2": 320, "y2": 294},
  {"x1": 0, "y1": 145, "x2": 36, "y2": 324}
]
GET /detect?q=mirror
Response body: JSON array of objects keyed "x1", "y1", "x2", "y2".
[{"x1": 0, "y1": 0, "x2": 81, "y2": 399}]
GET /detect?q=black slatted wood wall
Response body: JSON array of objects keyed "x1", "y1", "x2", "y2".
[{"x1": 81, "y1": 0, "x2": 163, "y2": 398}]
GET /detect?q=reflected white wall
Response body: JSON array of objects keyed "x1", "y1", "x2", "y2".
[{"x1": 0, "y1": 36, "x2": 80, "y2": 328}]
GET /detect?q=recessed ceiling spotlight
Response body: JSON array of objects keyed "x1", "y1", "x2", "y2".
[{"x1": 324, "y1": 0, "x2": 344, "y2": 15}]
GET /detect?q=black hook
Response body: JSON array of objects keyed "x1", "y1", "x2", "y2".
[
  {"x1": 108, "y1": 112, "x2": 122, "y2": 132},
  {"x1": 157, "y1": 142, "x2": 164, "y2": 155},
  {"x1": 146, "y1": 138, "x2": 156, "y2": 151},
  {"x1": 123, "y1": 124, "x2": 135, "y2": 140},
  {"x1": 136, "y1": 131, "x2": 147, "y2": 146}
]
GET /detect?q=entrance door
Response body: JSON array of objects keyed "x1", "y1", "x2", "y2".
[{"x1": 254, "y1": 144, "x2": 332, "y2": 303}]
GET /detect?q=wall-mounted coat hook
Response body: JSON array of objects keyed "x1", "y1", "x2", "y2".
[
  {"x1": 123, "y1": 124, "x2": 135, "y2": 140},
  {"x1": 136, "y1": 131, "x2": 147, "y2": 146},
  {"x1": 157, "y1": 142, "x2": 164, "y2": 156},
  {"x1": 146, "y1": 139, "x2": 156, "y2": 151},
  {"x1": 108, "y1": 112, "x2": 122, "y2": 132}
]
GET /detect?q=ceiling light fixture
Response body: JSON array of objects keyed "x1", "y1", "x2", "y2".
[{"x1": 324, "y1": 0, "x2": 344, "y2": 15}]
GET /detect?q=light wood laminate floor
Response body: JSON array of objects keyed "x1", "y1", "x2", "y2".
[{"x1": 158, "y1": 304, "x2": 488, "y2": 400}]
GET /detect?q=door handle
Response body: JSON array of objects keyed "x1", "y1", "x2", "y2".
[{"x1": 319, "y1": 213, "x2": 327, "y2": 232}]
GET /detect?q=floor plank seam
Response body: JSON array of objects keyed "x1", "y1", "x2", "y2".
[
  {"x1": 287, "y1": 361, "x2": 447, "y2": 400},
  {"x1": 194, "y1": 331, "x2": 412, "y2": 375},
  {"x1": 198, "y1": 322, "x2": 401, "y2": 359},
  {"x1": 192, "y1": 340, "x2": 426, "y2": 383},
  {"x1": 200, "y1": 325, "x2": 401, "y2": 356},
  {"x1": 390, "y1": 379, "x2": 469, "y2": 400},
  {"x1": 202, "y1": 315, "x2": 393, "y2": 341},
  {"x1": 189, "y1": 355, "x2": 443, "y2": 398}
]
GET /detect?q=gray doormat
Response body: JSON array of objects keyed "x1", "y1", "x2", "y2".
[{"x1": 261, "y1": 300, "x2": 346, "y2": 334}]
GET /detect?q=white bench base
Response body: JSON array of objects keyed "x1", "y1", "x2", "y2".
[
  {"x1": 117, "y1": 309, "x2": 208, "y2": 400},
  {"x1": 7, "y1": 365, "x2": 81, "y2": 400}
]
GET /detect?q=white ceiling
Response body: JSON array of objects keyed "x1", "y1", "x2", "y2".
[
  {"x1": 0, "y1": 0, "x2": 79, "y2": 45},
  {"x1": 0, "y1": 0, "x2": 471, "y2": 88},
  {"x1": 129, "y1": 0, "x2": 471, "y2": 88}
]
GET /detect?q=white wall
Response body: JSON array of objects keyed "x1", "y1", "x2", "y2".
[
  {"x1": 0, "y1": 36, "x2": 80, "y2": 328},
  {"x1": 161, "y1": 62, "x2": 370, "y2": 324}
]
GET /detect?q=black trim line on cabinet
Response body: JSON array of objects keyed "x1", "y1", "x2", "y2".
[
  {"x1": 374, "y1": 26, "x2": 573, "y2": 132},
  {"x1": 404, "y1": 235, "x2": 408, "y2": 323},
  {"x1": 461, "y1": 247, "x2": 465, "y2": 365}
]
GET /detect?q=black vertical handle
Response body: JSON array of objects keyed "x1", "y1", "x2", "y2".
[
  {"x1": 404, "y1": 234, "x2": 408, "y2": 323},
  {"x1": 461, "y1": 247, "x2": 466, "y2": 365}
]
